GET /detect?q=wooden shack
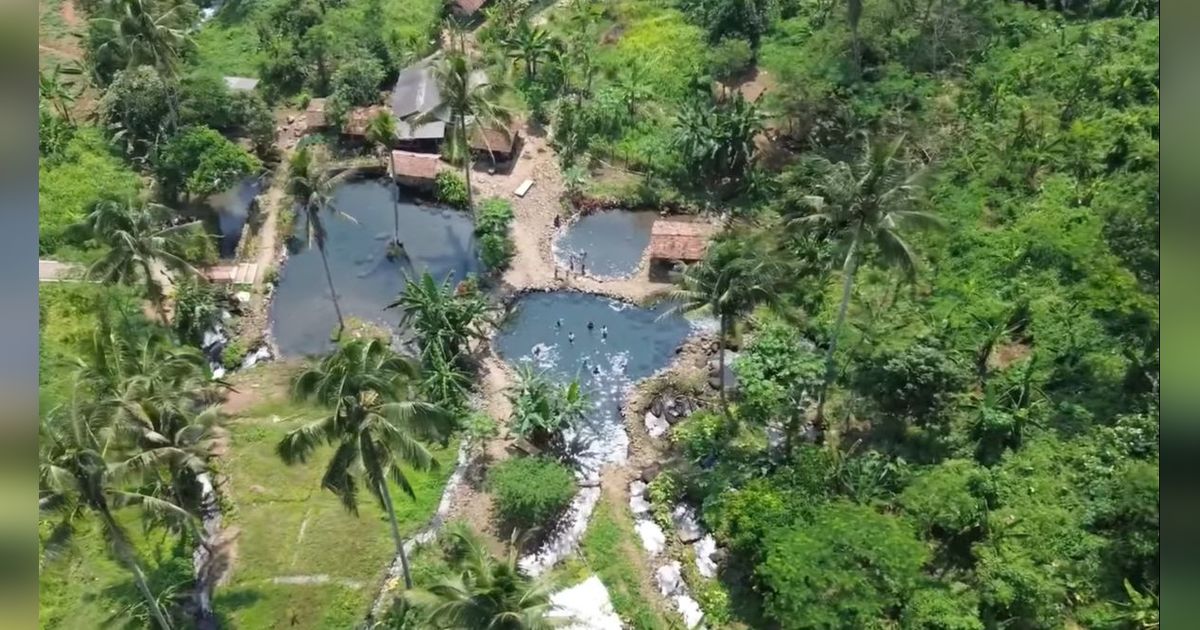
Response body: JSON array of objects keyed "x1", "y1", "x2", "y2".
[
  {"x1": 647, "y1": 219, "x2": 715, "y2": 279},
  {"x1": 390, "y1": 150, "x2": 443, "y2": 191},
  {"x1": 305, "y1": 98, "x2": 327, "y2": 130}
]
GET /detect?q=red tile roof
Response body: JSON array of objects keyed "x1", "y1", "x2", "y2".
[
  {"x1": 453, "y1": 0, "x2": 487, "y2": 15},
  {"x1": 343, "y1": 105, "x2": 389, "y2": 136},
  {"x1": 648, "y1": 220, "x2": 715, "y2": 262},
  {"x1": 390, "y1": 150, "x2": 443, "y2": 180}
]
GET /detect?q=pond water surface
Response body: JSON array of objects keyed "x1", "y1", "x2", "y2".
[
  {"x1": 269, "y1": 179, "x2": 480, "y2": 357},
  {"x1": 494, "y1": 291, "x2": 693, "y2": 473},
  {"x1": 553, "y1": 210, "x2": 656, "y2": 278}
]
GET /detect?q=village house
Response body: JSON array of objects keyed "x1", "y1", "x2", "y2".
[{"x1": 647, "y1": 219, "x2": 716, "y2": 280}]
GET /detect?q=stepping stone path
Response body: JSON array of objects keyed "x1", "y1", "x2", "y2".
[
  {"x1": 628, "y1": 480, "x2": 713, "y2": 629},
  {"x1": 549, "y1": 576, "x2": 622, "y2": 630}
]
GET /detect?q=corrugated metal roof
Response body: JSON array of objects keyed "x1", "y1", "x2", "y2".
[
  {"x1": 396, "y1": 119, "x2": 446, "y2": 141},
  {"x1": 224, "y1": 76, "x2": 260, "y2": 92}
]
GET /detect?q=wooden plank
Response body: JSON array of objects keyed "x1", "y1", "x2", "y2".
[{"x1": 514, "y1": 178, "x2": 533, "y2": 197}]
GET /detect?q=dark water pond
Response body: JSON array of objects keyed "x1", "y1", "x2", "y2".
[
  {"x1": 207, "y1": 176, "x2": 263, "y2": 259},
  {"x1": 269, "y1": 179, "x2": 480, "y2": 357},
  {"x1": 553, "y1": 210, "x2": 656, "y2": 278},
  {"x1": 493, "y1": 291, "x2": 693, "y2": 472}
]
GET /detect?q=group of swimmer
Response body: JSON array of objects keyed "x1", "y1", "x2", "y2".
[{"x1": 556, "y1": 317, "x2": 607, "y2": 343}]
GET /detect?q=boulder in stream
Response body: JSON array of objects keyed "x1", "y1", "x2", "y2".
[
  {"x1": 694, "y1": 534, "x2": 719, "y2": 578},
  {"x1": 654, "y1": 561, "x2": 683, "y2": 596},
  {"x1": 645, "y1": 411, "x2": 669, "y2": 439},
  {"x1": 672, "y1": 504, "x2": 704, "y2": 543},
  {"x1": 634, "y1": 520, "x2": 666, "y2": 556}
]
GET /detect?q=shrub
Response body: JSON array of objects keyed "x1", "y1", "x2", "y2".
[
  {"x1": 475, "y1": 197, "x2": 514, "y2": 271},
  {"x1": 435, "y1": 170, "x2": 469, "y2": 209},
  {"x1": 708, "y1": 38, "x2": 754, "y2": 86},
  {"x1": 488, "y1": 456, "x2": 576, "y2": 531},
  {"x1": 646, "y1": 470, "x2": 681, "y2": 530},
  {"x1": 671, "y1": 410, "x2": 728, "y2": 462},
  {"x1": 155, "y1": 126, "x2": 262, "y2": 200},
  {"x1": 330, "y1": 57, "x2": 385, "y2": 108},
  {"x1": 221, "y1": 340, "x2": 246, "y2": 371},
  {"x1": 172, "y1": 276, "x2": 223, "y2": 346}
]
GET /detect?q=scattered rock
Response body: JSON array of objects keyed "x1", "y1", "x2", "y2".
[
  {"x1": 645, "y1": 411, "x2": 669, "y2": 439},
  {"x1": 675, "y1": 594, "x2": 705, "y2": 629},
  {"x1": 630, "y1": 494, "x2": 651, "y2": 516},
  {"x1": 694, "y1": 535, "x2": 718, "y2": 578},
  {"x1": 672, "y1": 504, "x2": 704, "y2": 543},
  {"x1": 651, "y1": 397, "x2": 665, "y2": 418},
  {"x1": 249, "y1": 484, "x2": 267, "y2": 494},
  {"x1": 629, "y1": 480, "x2": 647, "y2": 497},
  {"x1": 655, "y1": 561, "x2": 683, "y2": 596},
  {"x1": 579, "y1": 476, "x2": 601, "y2": 488},
  {"x1": 548, "y1": 576, "x2": 622, "y2": 630},
  {"x1": 641, "y1": 463, "x2": 662, "y2": 483},
  {"x1": 634, "y1": 520, "x2": 666, "y2": 556}
]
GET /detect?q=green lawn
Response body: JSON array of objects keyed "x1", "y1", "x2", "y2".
[
  {"x1": 580, "y1": 497, "x2": 670, "y2": 630},
  {"x1": 214, "y1": 399, "x2": 460, "y2": 629}
]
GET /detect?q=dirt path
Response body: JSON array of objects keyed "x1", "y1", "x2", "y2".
[{"x1": 61, "y1": 0, "x2": 79, "y2": 28}]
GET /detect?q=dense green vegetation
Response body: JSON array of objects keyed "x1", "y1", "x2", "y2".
[{"x1": 488, "y1": 457, "x2": 577, "y2": 532}]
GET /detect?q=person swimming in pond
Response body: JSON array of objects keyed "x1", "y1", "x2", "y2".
[
  {"x1": 601, "y1": 325, "x2": 608, "y2": 339},
  {"x1": 556, "y1": 318, "x2": 563, "y2": 328},
  {"x1": 587, "y1": 321, "x2": 594, "y2": 332},
  {"x1": 554, "y1": 215, "x2": 562, "y2": 229},
  {"x1": 533, "y1": 345, "x2": 541, "y2": 358},
  {"x1": 592, "y1": 365, "x2": 601, "y2": 375},
  {"x1": 568, "y1": 332, "x2": 575, "y2": 343}
]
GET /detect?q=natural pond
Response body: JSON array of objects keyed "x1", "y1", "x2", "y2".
[
  {"x1": 269, "y1": 179, "x2": 481, "y2": 357},
  {"x1": 493, "y1": 291, "x2": 694, "y2": 474},
  {"x1": 553, "y1": 210, "x2": 656, "y2": 278}
]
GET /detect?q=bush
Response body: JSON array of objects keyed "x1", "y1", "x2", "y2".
[
  {"x1": 435, "y1": 170, "x2": 469, "y2": 209},
  {"x1": 155, "y1": 126, "x2": 262, "y2": 200},
  {"x1": 488, "y1": 456, "x2": 576, "y2": 531},
  {"x1": 708, "y1": 38, "x2": 754, "y2": 86},
  {"x1": 330, "y1": 57, "x2": 385, "y2": 108},
  {"x1": 475, "y1": 197, "x2": 514, "y2": 271},
  {"x1": 671, "y1": 410, "x2": 728, "y2": 463},
  {"x1": 221, "y1": 340, "x2": 247, "y2": 371},
  {"x1": 172, "y1": 276, "x2": 223, "y2": 347},
  {"x1": 646, "y1": 470, "x2": 681, "y2": 530}
]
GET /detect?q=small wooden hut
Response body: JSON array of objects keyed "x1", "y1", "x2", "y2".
[
  {"x1": 390, "y1": 150, "x2": 443, "y2": 191},
  {"x1": 647, "y1": 219, "x2": 715, "y2": 279}
]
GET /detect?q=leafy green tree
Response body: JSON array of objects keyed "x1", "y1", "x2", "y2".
[
  {"x1": 662, "y1": 237, "x2": 781, "y2": 413},
  {"x1": 902, "y1": 585, "x2": 983, "y2": 630},
  {"x1": 732, "y1": 321, "x2": 823, "y2": 445},
  {"x1": 78, "y1": 198, "x2": 203, "y2": 324},
  {"x1": 475, "y1": 197, "x2": 515, "y2": 272},
  {"x1": 405, "y1": 529, "x2": 561, "y2": 628},
  {"x1": 40, "y1": 396, "x2": 194, "y2": 629},
  {"x1": 97, "y1": 66, "x2": 177, "y2": 158},
  {"x1": 330, "y1": 56, "x2": 386, "y2": 108},
  {"x1": 759, "y1": 500, "x2": 928, "y2": 628},
  {"x1": 288, "y1": 146, "x2": 357, "y2": 335},
  {"x1": 611, "y1": 61, "x2": 651, "y2": 119},
  {"x1": 672, "y1": 93, "x2": 763, "y2": 192},
  {"x1": 276, "y1": 339, "x2": 454, "y2": 589},
  {"x1": 789, "y1": 134, "x2": 943, "y2": 438},
  {"x1": 707, "y1": 38, "x2": 754, "y2": 89},
  {"x1": 506, "y1": 21, "x2": 555, "y2": 80},
  {"x1": 155, "y1": 126, "x2": 261, "y2": 202},
  {"x1": 422, "y1": 51, "x2": 512, "y2": 209}
]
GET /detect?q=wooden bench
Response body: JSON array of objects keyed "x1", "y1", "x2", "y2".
[{"x1": 514, "y1": 179, "x2": 534, "y2": 197}]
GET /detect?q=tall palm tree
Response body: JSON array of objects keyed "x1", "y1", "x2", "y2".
[
  {"x1": 288, "y1": 146, "x2": 358, "y2": 335},
  {"x1": 80, "y1": 198, "x2": 203, "y2": 325},
  {"x1": 659, "y1": 238, "x2": 780, "y2": 414},
  {"x1": 91, "y1": 0, "x2": 192, "y2": 76},
  {"x1": 505, "y1": 22, "x2": 554, "y2": 80},
  {"x1": 421, "y1": 51, "x2": 512, "y2": 210},
  {"x1": 40, "y1": 392, "x2": 195, "y2": 630},
  {"x1": 276, "y1": 339, "x2": 454, "y2": 589},
  {"x1": 405, "y1": 529, "x2": 562, "y2": 628},
  {"x1": 366, "y1": 111, "x2": 404, "y2": 248},
  {"x1": 789, "y1": 134, "x2": 943, "y2": 438}
]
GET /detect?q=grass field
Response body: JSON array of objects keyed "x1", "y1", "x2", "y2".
[
  {"x1": 213, "y1": 394, "x2": 460, "y2": 629},
  {"x1": 579, "y1": 496, "x2": 671, "y2": 630}
]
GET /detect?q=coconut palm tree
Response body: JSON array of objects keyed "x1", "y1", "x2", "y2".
[
  {"x1": 505, "y1": 22, "x2": 555, "y2": 80},
  {"x1": 658, "y1": 237, "x2": 781, "y2": 415},
  {"x1": 91, "y1": 0, "x2": 192, "y2": 76},
  {"x1": 40, "y1": 392, "x2": 195, "y2": 630},
  {"x1": 405, "y1": 529, "x2": 562, "y2": 628},
  {"x1": 288, "y1": 146, "x2": 358, "y2": 335},
  {"x1": 789, "y1": 133, "x2": 943, "y2": 439},
  {"x1": 276, "y1": 339, "x2": 454, "y2": 589},
  {"x1": 79, "y1": 198, "x2": 203, "y2": 325},
  {"x1": 421, "y1": 51, "x2": 512, "y2": 210},
  {"x1": 74, "y1": 314, "x2": 215, "y2": 404},
  {"x1": 365, "y1": 111, "x2": 403, "y2": 248}
]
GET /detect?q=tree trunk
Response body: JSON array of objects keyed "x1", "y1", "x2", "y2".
[
  {"x1": 389, "y1": 156, "x2": 401, "y2": 246},
  {"x1": 460, "y1": 116, "x2": 474, "y2": 210},
  {"x1": 104, "y1": 509, "x2": 172, "y2": 629},
  {"x1": 813, "y1": 236, "x2": 859, "y2": 442},
  {"x1": 717, "y1": 311, "x2": 727, "y2": 414},
  {"x1": 144, "y1": 262, "x2": 170, "y2": 326},
  {"x1": 318, "y1": 244, "x2": 345, "y2": 334},
  {"x1": 378, "y1": 477, "x2": 414, "y2": 589}
]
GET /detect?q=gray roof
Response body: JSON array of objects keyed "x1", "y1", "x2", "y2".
[
  {"x1": 396, "y1": 119, "x2": 447, "y2": 141},
  {"x1": 224, "y1": 76, "x2": 260, "y2": 92},
  {"x1": 389, "y1": 57, "x2": 490, "y2": 123}
]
